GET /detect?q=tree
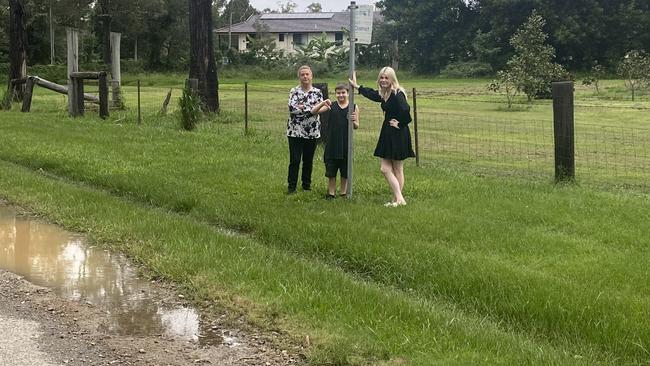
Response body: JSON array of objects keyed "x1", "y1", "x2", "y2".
[
  {"x1": 97, "y1": 0, "x2": 111, "y2": 64},
  {"x1": 581, "y1": 62, "x2": 604, "y2": 94},
  {"x1": 503, "y1": 11, "x2": 565, "y2": 101},
  {"x1": 377, "y1": 0, "x2": 476, "y2": 73},
  {"x1": 277, "y1": 0, "x2": 296, "y2": 13},
  {"x1": 8, "y1": 0, "x2": 28, "y2": 101},
  {"x1": 188, "y1": 0, "x2": 218, "y2": 112},
  {"x1": 0, "y1": 0, "x2": 10, "y2": 63},
  {"x1": 357, "y1": 20, "x2": 395, "y2": 69},
  {"x1": 487, "y1": 70, "x2": 519, "y2": 109},
  {"x1": 618, "y1": 50, "x2": 650, "y2": 101},
  {"x1": 306, "y1": 2, "x2": 321, "y2": 12},
  {"x1": 216, "y1": 0, "x2": 257, "y2": 28},
  {"x1": 24, "y1": 0, "x2": 94, "y2": 64}
]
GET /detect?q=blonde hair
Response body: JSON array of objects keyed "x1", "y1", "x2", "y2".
[
  {"x1": 377, "y1": 66, "x2": 406, "y2": 101},
  {"x1": 297, "y1": 65, "x2": 312, "y2": 77}
]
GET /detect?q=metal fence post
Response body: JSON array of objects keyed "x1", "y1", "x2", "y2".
[
  {"x1": 137, "y1": 79, "x2": 141, "y2": 125},
  {"x1": 552, "y1": 81, "x2": 575, "y2": 182},
  {"x1": 244, "y1": 81, "x2": 248, "y2": 133},
  {"x1": 412, "y1": 87, "x2": 420, "y2": 167}
]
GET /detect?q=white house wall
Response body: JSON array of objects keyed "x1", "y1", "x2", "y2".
[
  {"x1": 234, "y1": 32, "x2": 349, "y2": 53},
  {"x1": 238, "y1": 34, "x2": 247, "y2": 51}
]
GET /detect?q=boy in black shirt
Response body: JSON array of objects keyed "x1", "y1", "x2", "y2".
[{"x1": 311, "y1": 83, "x2": 360, "y2": 199}]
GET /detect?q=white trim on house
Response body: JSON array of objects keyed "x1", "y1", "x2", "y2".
[{"x1": 215, "y1": 12, "x2": 366, "y2": 53}]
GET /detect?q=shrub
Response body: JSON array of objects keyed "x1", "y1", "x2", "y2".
[{"x1": 177, "y1": 84, "x2": 202, "y2": 131}]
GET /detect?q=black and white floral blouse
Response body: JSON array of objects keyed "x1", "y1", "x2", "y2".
[{"x1": 286, "y1": 86, "x2": 323, "y2": 139}]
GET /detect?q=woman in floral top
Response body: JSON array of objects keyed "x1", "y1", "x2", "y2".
[{"x1": 286, "y1": 65, "x2": 324, "y2": 194}]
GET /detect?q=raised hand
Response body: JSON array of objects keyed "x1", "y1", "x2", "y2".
[{"x1": 349, "y1": 71, "x2": 359, "y2": 89}]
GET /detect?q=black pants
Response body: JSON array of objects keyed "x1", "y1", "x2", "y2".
[{"x1": 287, "y1": 137, "x2": 318, "y2": 190}]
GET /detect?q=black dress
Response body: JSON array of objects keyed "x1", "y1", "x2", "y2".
[
  {"x1": 324, "y1": 102, "x2": 354, "y2": 160},
  {"x1": 359, "y1": 86, "x2": 415, "y2": 160}
]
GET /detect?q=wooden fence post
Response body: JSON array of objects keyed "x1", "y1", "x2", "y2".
[
  {"x1": 66, "y1": 28, "x2": 79, "y2": 117},
  {"x1": 98, "y1": 71, "x2": 109, "y2": 119},
  {"x1": 552, "y1": 81, "x2": 575, "y2": 182},
  {"x1": 21, "y1": 77, "x2": 35, "y2": 112},
  {"x1": 74, "y1": 77, "x2": 85, "y2": 117},
  {"x1": 412, "y1": 87, "x2": 420, "y2": 167},
  {"x1": 160, "y1": 89, "x2": 172, "y2": 115},
  {"x1": 110, "y1": 32, "x2": 122, "y2": 107}
]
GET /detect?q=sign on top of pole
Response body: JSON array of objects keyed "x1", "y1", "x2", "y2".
[{"x1": 354, "y1": 5, "x2": 374, "y2": 45}]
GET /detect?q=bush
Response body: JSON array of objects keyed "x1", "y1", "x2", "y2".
[
  {"x1": 178, "y1": 85, "x2": 202, "y2": 131},
  {"x1": 440, "y1": 61, "x2": 493, "y2": 78}
]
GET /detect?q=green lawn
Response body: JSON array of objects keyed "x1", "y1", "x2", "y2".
[
  {"x1": 0, "y1": 76, "x2": 649, "y2": 365},
  {"x1": 66, "y1": 74, "x2": 647, "y2": 190}
]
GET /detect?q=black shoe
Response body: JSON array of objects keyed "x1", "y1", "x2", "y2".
[
  {"x1": 287, "y1": 188, "x2": 296, "y2": 195},
  {"x1": 302, "y1": 186, "x2": 311, "y2": 191},
  {"x1": 325, "y1": 194, "x2": 335, "y2": 200}
]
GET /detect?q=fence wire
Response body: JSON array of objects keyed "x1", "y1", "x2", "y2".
[{"x1": 219, "y1": 83, "x2": 649, "y2": 191}]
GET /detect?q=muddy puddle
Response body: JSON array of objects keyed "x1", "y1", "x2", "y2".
[{"x1": 0, "y1": 205, "x2": 225, "y2": 345}]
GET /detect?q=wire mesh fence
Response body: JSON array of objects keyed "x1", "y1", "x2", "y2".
[{"x1": 216, "y1": 82, "x2": 650, "y2": 191}]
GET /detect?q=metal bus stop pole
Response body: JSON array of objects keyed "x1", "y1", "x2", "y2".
[{"x1": 346, "y1": 1, "x2": 357, "y2": 198}]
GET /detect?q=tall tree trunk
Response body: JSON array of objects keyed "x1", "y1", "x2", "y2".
[
  {"x1": 188, "y1": 0, "x2": 219, "y2": 112},
  {"x1": 8, "y1": 0, "x2": 28, "y2": 101},
  {"x1": 98, "y1": 0, "x2": 111, "y2": 65}
]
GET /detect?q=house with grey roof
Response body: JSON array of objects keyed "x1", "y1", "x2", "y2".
[{"x1": 214, "y1": 12, "x2": 356, "y2": 53}]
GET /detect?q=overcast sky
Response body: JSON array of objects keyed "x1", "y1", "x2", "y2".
[{"x1": 249, "y1": 0, "x2": 376, "y2": 13}]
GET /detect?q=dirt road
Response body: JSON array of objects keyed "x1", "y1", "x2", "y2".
[{"x1": 0, "y1": 270, "x2": 302, "y2": 365}]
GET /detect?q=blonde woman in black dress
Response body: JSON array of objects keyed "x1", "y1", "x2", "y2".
[{"x1": 349, "y1": 67, "x2": 415, "y2": 207}]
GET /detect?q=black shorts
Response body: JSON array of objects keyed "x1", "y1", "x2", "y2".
[{"x1": 325, "y1": 159, "x2": 348, "y2": 178}]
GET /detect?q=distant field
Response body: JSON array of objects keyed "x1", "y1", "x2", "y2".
[{"x1": 0, "y1": 75, "x2": 649, "y2": 365}]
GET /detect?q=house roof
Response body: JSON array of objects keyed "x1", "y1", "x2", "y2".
[{"x1": 215, "y1": 11, "x2": 381, "y2": 34}]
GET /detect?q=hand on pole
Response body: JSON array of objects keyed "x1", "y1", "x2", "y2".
[{"x1": 349, "y1": 71, "x2": 359, "y2": 89}]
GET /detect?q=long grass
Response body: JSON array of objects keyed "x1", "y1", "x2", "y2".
[{"x1": 0, "y1": 77, "x2": 648, "y2": 365}]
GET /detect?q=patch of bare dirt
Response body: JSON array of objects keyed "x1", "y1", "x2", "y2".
[{"x1": 0, "y1": 269, "x2": 306, "y2": 365}]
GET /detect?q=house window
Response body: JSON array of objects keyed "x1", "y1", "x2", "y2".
[
  {"x1": 293, "y1": 33, "x2": 305, "y2": 46},
  {"x1": 335, "y1": 32, "x2": 343, "y2": 45},
  {"x1": 279, "y1": 34, "x2": 285, "y2": 42}
]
